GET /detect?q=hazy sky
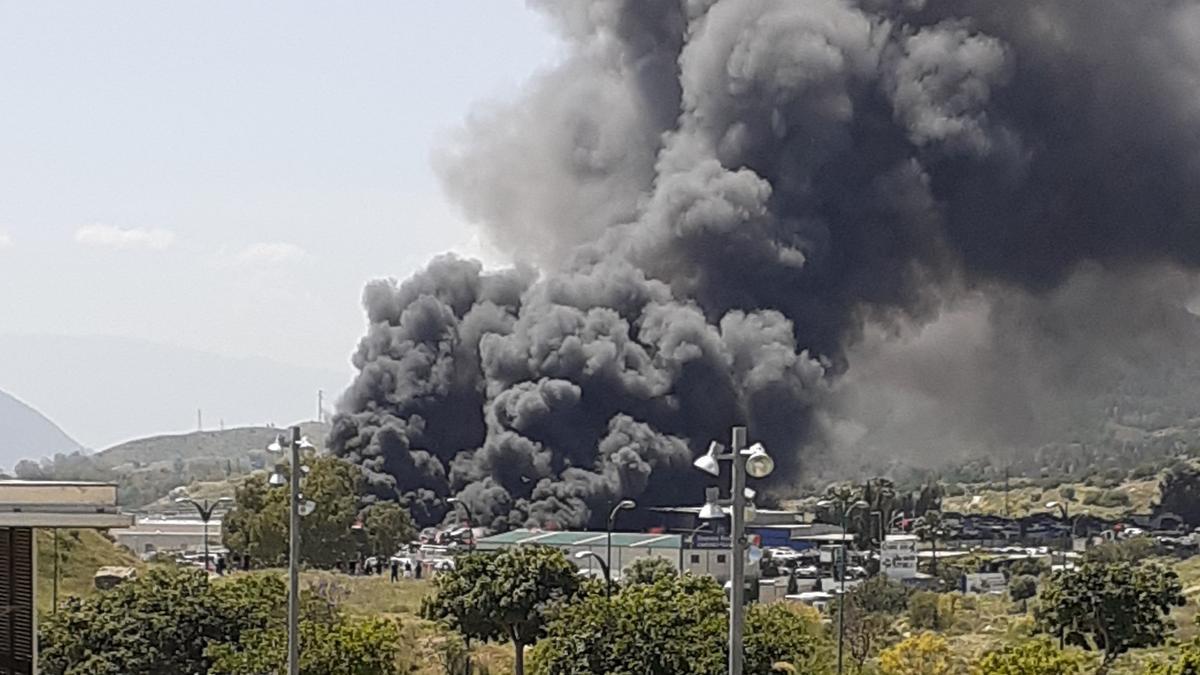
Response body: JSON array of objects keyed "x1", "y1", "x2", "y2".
[{"x1": 0, "y1": 2, "x2": 559, "y2": 374}]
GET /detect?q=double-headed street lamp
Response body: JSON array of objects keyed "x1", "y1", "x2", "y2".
[
  {"x1": 817, "y1": 494, "x2": 869, "y2": 675},
  {"x1": 693, "y1": 426, "x2": 774, "y2": 675},
  {"x1": 174, "y1": 496, "x2": 231, "y2": 572},
  {"x1": 447, "y1": 497, "x2": 476, "y2": 552},
  {"x1": 267, "y1": 427, "x2": 317, "y2": 675}
]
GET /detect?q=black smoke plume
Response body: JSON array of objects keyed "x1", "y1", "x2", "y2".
[{"x1": 331, "y1": 0, "x2": 1200, "y2": 530}]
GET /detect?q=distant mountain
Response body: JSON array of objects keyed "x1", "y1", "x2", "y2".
[
  {"x1": 0, "y1": 333, "x2": 349, "y2": 449},
  {"x1": 0, "y1": 389, "x2": 82, "y2": 470}
]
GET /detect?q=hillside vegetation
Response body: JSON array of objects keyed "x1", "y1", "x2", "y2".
[{"x1": 15, "y1": 422, "x2": 329, "y2": 509}]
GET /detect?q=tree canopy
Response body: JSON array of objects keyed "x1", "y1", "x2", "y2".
[
  {"x1": 223, "y1": 454, "x2": 414, "y2": 568},
  {"x1": 1036, "y1": 561, "x2": 1185, "y2": 667},
  {"x1": 39, "y1": 566, "x2": 406, "y2": 675},
  {"x1": 973, "y1": 638, "x2": 1088, "y2": 675},
  {"x1": 531, "y1": 572, "x2": 832, "y2": 675},
  {"x1": 422, "y1": 546, "x2": 582, "y2": 675}
]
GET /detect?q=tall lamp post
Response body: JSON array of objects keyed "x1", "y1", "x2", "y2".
[
  {"x1": 267, "y1": 427, "x2": 317, "y2": 675},
  {"x1": 817, "y1": 494, "x2": 869, "y2": 675},
  {"x1": 606, "y1": 499, "x2": 636, "y2": 595},
  {"x1": 174, "y1": 496, "x2": 232, "y2": 572},
  {"x1": 447, "y1": 497, "x2": 476, "y2": 552},
  {"x1": 693, "y1": 426, "x2": 774, "y2": 675},
  {"x1": 1046, "y1": 501, "x2": 1078, "y2": 568}
]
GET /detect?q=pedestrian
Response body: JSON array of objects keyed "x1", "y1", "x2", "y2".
[
  {"x1": 390, "y1": 558, "x2": 399, "y2": 582},
  {"x1": 404, "y1": 561, "x2": 413, "y2": 579},
  {"x1": 414, "y1": 561, "x2": 422, "y2": 580},
  {"x1": 215, "y1": 555, "x2": 227, "y2": 576}
]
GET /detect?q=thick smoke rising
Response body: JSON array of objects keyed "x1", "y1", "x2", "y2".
[{"x1": 331, "y1": 0, "x2": 1200, "y2": 529}]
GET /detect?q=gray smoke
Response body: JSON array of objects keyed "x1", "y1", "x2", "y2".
[{"x1": 331, "y1": 0, "x2": 1200, "y2": 529}]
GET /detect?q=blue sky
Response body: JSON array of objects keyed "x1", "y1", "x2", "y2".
[{"x1": 0, "y1": 1, "x2": 560, "y2": 373}]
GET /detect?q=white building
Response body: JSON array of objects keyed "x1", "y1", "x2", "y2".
[{"x1": 111, "y1": 516, "x2": 223, "y2": 555}]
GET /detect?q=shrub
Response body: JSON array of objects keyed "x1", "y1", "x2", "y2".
[
  {"x1": 907, "y1": 591, "x2": 951, "y2": 631},
  {"x1": 973, "y1": 637, "x2": 1088, "y2": 674},
  {"x1": 1082, "y1": 489, "x2": 1130, "y2": 508},
  {"x1": 879, "y1": 633, "x2": 963, "y2": 675}
]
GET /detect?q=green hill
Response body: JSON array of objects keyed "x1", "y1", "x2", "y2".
[
  {"x1": 36, "y1": 529, "x2": 141, "y2": 616},
  {"x1": 14, "y1": 422, "x2": 330, "y2": 509}
]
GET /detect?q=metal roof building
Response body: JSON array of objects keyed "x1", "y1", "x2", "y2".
[
  {"x1": 477, "y1": 529, "x2": 740, "y2": 581},
  {"x1": 478, "y1": 529, "x2": 682, "y2": 549}
]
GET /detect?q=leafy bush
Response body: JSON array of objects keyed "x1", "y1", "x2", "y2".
[
  {"x1": 623, "y1": 556, "x2": 678, "y2": 586},
  {"x1": 1009, "y1": 575, "x2": 1038, "y2": 611},
  {"x1": 907, "y1": 591, "x2": 952, "y2": 631},
  {"x1": 973, "y1": 637, "x2": 1088, "y2": 674},
  {"x1": 1083, "y1": 537, "x2": 1155, "y2": 563},
  {"x1": 848, "y1": 575, "x2": 910, "y2": 615},
  {"x1": 531, "y1": 574, "x2": 833, "y2": 675},
  {"x1": 1082, "y1": 489, "x2": 1130, "y2": 508},
  {"x1": 1147, "y1": 638, "x2": 1200, "y2": 675},
  {"x1": 879, "y1": 633, "x2": 963, "y2": 675}
]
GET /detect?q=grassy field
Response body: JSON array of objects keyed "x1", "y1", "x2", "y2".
[{"x1": 35, "y1": 528, "x2": 142, "y2": 615}]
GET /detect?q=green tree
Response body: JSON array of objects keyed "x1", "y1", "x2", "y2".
[
  {"x1": 1010, "y1": 575, "x2": 1038, "y2": 612},
  {"x1": 422, "y1": 546, "x2": 581, "y2": 675},
  {"x1": 973, "y1": 638, "x2": 1088, "y2": 674},
  {"x1": 833, "y1": 575, "x2": 907, "y2": 671},
  {"x1": 223, "y1": 455, "x2": 392, "y2": 568},
  {"x1": 360, "y1": 501, "x2": 417, "y2": 557},
  {"x1": 531, "y1": 573, "x2": 832, "y2": 675},
  {"x1": 622, "y1": 556, "x2": 677, "y2": 585},
  {"x1": 849, "y1": 574, "x2": 910, "y2": 615},
  {"x1": 1036, "y1": 562, "x2": 1185, "y2": 670},
  {"x1": 914, "y1": 511, "x2": 947, "y2": 577},
  {"x1": 206, "y1": 615, "x2": 407, "y2": 675},
  {"x1": 38, "y1": 567, "x2": 282, "y2": 675}
]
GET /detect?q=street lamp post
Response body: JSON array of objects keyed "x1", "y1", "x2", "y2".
[
  {"x1": 1046, "y1": 501, "x2": 1076, "y2": 568},
  {"x1": 268, "y1": 426, "x2": 317, "y2": 675},
  {"x1": 447, "y1": 497, "x2": 476, "y2": 552},
  {"x1": 693, "y1": 426, "x2": 774, "y2": 675},
  {"x1": 174, "y1": 496, "x2": 232, "y2": 573},
  {"x1": 817, "y1": 495, "x2": 869, "y2": 675},
  {"x1": 574, "y1": 550, "x2": 612, "y2": 587},
  {"x1": 606, "y1": 499, "x2": 636, "y2": 596}
]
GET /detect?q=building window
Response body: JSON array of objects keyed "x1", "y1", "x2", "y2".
[
  {"x1": 716, "y1": 554, "x2": 727, "y2": 564},
  {"x1": 690, "y1": 554, "x2": 700, "y2": 564}
]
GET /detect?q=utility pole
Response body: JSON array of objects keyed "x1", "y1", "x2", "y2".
[
  {"x1": 1004, "y1": 465, "x2": 1010, "y2": 518},
  {"x1": 317, "y1": 389, "x2": 324, "y2": 423},
  {"x1": 197, "y1": 408, "x2": 203, "y2": 431},
  {"x1": 288, "y1": 426, "x2": 301, "y2": 675}
]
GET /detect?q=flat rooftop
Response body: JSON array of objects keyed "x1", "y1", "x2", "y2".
[
  {"x1": 0, "y1": 480, "x2": 133, "y2": 528},
  {"x1": 478, "y1": 529, "x2": 682, "y2": 549}
]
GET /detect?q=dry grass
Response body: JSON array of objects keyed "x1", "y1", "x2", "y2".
[
  {"x1": 942, "y1": 478, "x2": 1159, "y2": 519},
  {"x1": 35, "y1": 528, "x2": 142, "y2": 616}
]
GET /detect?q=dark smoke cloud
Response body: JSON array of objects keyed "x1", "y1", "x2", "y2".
[{"x1": 332, "y1": 0, "x2": 1200, "y2": 529}]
